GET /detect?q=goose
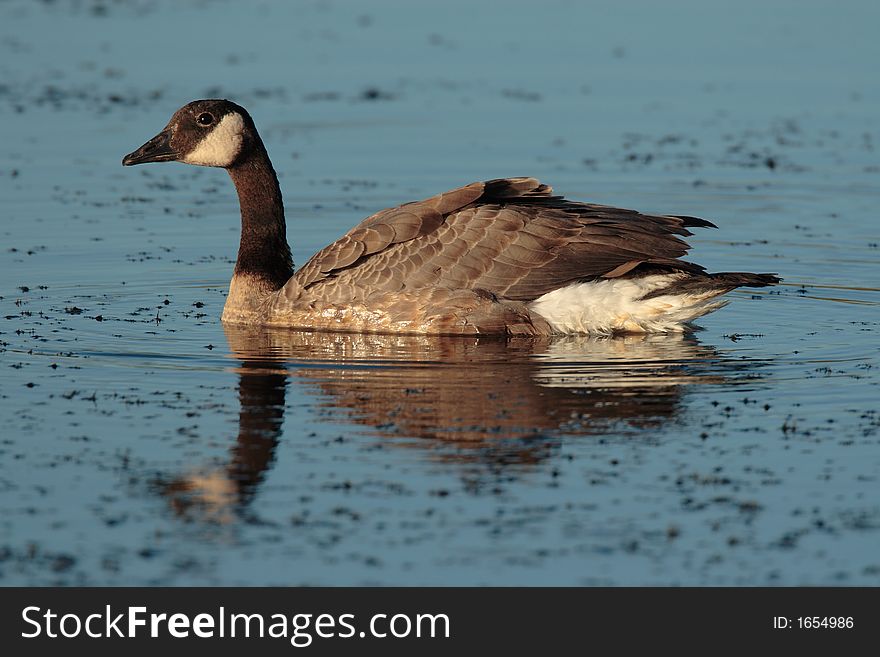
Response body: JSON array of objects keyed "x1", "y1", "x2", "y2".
[{"x1": 122, "y1": 99, "x2": 778, "y2": 335}]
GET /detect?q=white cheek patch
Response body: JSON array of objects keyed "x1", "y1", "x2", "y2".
[{"x1": 181, "y1": 112, "x2": 245, "y2": 167}]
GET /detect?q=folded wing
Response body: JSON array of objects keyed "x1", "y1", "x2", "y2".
[{"x1": 286, "y1": 177, "x2": 716, "y2": 303}]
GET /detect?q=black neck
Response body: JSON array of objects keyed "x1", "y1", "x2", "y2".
[{"x1": 227, "y1": 145, "x2": 293, "y2": 289}]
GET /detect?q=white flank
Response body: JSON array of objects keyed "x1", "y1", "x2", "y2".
[
  {"x1": 181, "y1": 112, "x2": 245, "y2": 167},
  {"x1": 529, "y1": 274, "x2": 728, "y2": 334}
]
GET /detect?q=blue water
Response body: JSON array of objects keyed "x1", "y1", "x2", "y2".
[{"x1": 0, "y1": 0, "x2": 878, "y2": 585}]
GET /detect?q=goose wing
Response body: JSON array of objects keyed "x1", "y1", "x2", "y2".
[{"x1": 287, "y1": 177, "x2": 715, "y2": 302}]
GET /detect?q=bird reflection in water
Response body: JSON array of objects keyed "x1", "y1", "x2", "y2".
[
  {"x1": 161, "y1": 354, "x2": 288, "y2": 523},
  {"x1": 160, "y1": 325, "x2": 739, "y2": 522}
]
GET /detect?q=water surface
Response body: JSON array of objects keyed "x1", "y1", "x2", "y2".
[{"x1": 1, "y1": 0, "x2": 878, "y2": 585}]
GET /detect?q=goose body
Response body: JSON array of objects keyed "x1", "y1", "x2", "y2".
[{"x1": 123, "y1": 99, "x2": 778, "y2": 336}]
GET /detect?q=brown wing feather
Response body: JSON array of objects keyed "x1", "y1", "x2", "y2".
[
  {"x1": 288, "y1": 177, "x2": 714, "y2": 303},
  {"x1": 291, "y1": 181, "x2": 484, "y2": 289}
]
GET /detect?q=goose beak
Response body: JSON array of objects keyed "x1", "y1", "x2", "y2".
[{"x1": 122, "y1": 129, "x2": 177, "y2": 166}]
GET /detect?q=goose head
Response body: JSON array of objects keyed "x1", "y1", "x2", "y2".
[{"x1": 122, "y1": 99, "x2": 257, "y2": 168}]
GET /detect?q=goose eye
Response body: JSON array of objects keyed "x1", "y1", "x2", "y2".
[{"x1": 197, "y1": 112, "x2": 214, "y2": 126}]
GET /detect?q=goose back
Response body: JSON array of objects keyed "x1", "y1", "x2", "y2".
[{"x1": 282, "y1": 177, "x2": 714, "y2": 306}]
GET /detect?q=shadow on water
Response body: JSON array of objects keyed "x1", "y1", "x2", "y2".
[{"x1": 157, "y1": 326, "x2": 767, "y2": 524}]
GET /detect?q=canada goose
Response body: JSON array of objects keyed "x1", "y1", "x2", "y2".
[{"x1": 123, "y1": 99, "x2": 779, "y2": 335}]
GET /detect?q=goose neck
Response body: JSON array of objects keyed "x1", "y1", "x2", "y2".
[{"x1": 227, "y1": 148, "x2": 293, "y2": 290}]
